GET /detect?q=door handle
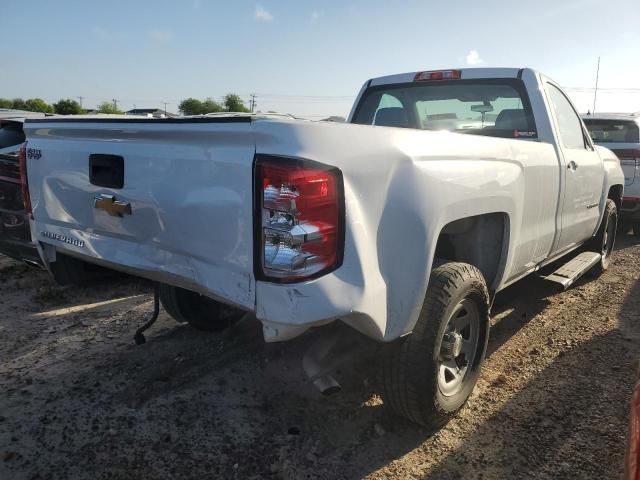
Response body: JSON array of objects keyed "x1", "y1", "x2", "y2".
[{"x1": 567, "y1": 160, "x2": 578, "y2": 171}]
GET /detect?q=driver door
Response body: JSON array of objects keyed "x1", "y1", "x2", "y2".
[{"x1": 545, "y1": 83, "x2": 605, "y2": 253}]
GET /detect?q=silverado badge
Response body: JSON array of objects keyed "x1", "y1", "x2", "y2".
[{"x1": 94, "y1": 194, "x2": 132, "y2": 217}]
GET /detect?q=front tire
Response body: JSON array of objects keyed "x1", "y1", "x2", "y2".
[
  {"x1": 159, "y1": 284, "x2": 245, "y2": 331},
  {"x1": 381, "y1": 262, "x2": 490, "y2": 428},
  {"x1": 586, "y1": 199, "x2": 618, "y2": 275}
]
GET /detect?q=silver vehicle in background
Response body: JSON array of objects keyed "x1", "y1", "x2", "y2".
[{"x1": 583, "y1": 113, "x2": 640, "y2": 236}]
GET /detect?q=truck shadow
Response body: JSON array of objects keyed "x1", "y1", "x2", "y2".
[{"x1": 2, "y1": 238, "x2": 638, "y2": 479}]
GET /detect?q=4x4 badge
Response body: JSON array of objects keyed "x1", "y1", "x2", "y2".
[{"x1": 94, "y1": 194, "x2": 132, "y2": 217}]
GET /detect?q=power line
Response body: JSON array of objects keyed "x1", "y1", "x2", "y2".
[{"x1": 592, "y1": 56, "x2": 601, "y2": 114}]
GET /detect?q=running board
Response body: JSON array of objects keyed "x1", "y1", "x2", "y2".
[{"x1": 544, "y1": 252, "x2": 601, "y2": 289}]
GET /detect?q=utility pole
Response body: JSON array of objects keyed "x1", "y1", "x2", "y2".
[
  {"x1": 162, "y1": 101, "x2": 169, "y2": 116},
  {"x1": 76, "y1": 96, "x2": 84, "y2": 108},
  {"x1": 592, "y1": 56, "x2": 600, "y2": 115},
  {"x1": 112, "y1": 99, "x2": 119, "y2": 111},
  {"x1": 250, "y1": 94, "x2": 257, "y2": 113}
]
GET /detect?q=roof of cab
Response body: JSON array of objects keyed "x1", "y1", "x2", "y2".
[
  {"x1": 369, "y1": 68, "x2": 526, "y2": 87},
  {"x1": 582, "y1": 112, "x2": 640, "y2": 122}
]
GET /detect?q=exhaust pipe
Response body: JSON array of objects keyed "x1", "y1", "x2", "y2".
[{"x1": 303, "y1": 330, "x2": 342, "y2": 396}]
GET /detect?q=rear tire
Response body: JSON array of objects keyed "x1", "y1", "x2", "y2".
[
  {"x1": 159, "y1": 284, "x2": 245, "y2": 331},
  {"x1": 380, "y1": 262, "x2": 490, "y2": 428},
  {"x1": 586, "y1": 199, "x2": 618, "y2": 275}
]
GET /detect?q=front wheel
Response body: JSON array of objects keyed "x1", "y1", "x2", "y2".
[
  {"x1": 159, "y1": 284, "x2": 245, "y2": 331},
  {"x1": 380, "y1": 262, "x2": 490, "y2": 428},
  {"x1": 586, "y1": 199, "x2": 618, "y2": 275}
]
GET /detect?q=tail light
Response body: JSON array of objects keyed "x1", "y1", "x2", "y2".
[
  {"x1": 613, "y1": 148, "x2": 640, "y2": 166},
  {"x1": 414, "y1": 70, "x2": 462, "y2": 81},
  {"x1": 18, "y1": 142, "x2": 32, "y2": 215},
  {"x1": 255, "y1": 155, "x2": 344, "y2": 282}
]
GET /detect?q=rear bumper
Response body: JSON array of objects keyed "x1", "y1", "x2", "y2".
[
  {"x1": 0, "y1": 209, "x2": 42, "y2": 266},
  {"x1": 0, "y1": 239, "x2": 42, "y2": 266},
  {"x1": 622, "y1": 196, "x2": 640, "y2": 219}
]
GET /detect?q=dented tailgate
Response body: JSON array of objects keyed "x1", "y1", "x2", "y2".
[{"x1": 24, "y1": 117, "x2": 257, "y2": 309}]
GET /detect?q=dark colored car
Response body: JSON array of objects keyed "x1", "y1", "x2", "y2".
[{"x1": 0, "y1": 112, "x2": 44, "y2": 266}]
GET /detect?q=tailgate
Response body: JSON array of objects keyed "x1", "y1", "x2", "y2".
[
  {"x1": 24, "y1": 117, "x2": 257, "y2": 309},
  {"x1": 611, "y1": 148, "x2": 639, "y2": 187}
]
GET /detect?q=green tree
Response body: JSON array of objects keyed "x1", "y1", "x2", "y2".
[
  {"x1": 178, "y1": 97, "x2": 203, "y2": 115},
  {"x1": 0, "y1": 98, "x2": 13, "y2": 108},
  {"x1": 96, "y1": 101, "x2": 123, "y2": 114},
  {"x1": 11, "y1": 98, "x2": 27, "y2": 110},
  {"x1": 201, "y1": 97, "x2": 223, "y2": 114},
  {"x1": 53, "y1": 98, "x2": 83, "y2": 115},
  {"x1": 24, "y1": 98, "x2": 54, "y2": 113},
  {"x1": 223, "y1": 94, "x2": 249, "y2": 112},
  {"x1": 178, "y1": 97, "x2": 222, "y2": 115}
]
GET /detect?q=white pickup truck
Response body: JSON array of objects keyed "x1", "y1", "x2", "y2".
[{"x1": 22, "y1": 68, "x2": 624, "y2": 427}]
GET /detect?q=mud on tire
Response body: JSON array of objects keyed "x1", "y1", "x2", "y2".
[
  {"x1": 159, "y1": 284, "x2": 245, "y2": 332},
  {"x1": 380, "y1": 262, "x2": 490, "y2": 428}
]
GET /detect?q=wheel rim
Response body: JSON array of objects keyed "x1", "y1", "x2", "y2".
[{"x1": 438, "y1": 298, "x2": 481, "y2": 397}]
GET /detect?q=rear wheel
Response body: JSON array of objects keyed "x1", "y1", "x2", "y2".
[
  {"x1": 159, "y1": 284, "x2": 245, "y2": 331},
  {"x1": 586, "y1": 199, "x2": 618, "y2": 275},
  {"x1": 380, "y1": 262, "x2": 490, "y2": 428}
]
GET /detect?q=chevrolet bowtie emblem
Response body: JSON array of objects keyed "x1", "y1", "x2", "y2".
[{"x1": 94, "y1": 194, "x2": 132, "y2": 217}]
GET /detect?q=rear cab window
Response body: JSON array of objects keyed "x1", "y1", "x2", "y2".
[
  {"x1": 351, "y1": 78, "x2": 537, "y2": 140},
  {"x1": 582, "y1": 119, "x2": 640, "y2": 144}
]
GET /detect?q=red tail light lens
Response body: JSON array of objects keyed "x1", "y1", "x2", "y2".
[
  {"x1": 255, "y1": 155, "x2": 344, "y2": 282},
  {"x1": 613, "y1": 148, "x2": 640, "y2": 164},
  {"x1": 18, "y1": 142, "x2": 32, "y2": 215},
  {"x1": 414, "y1": 70, "x2": 462, "y2": 81}
]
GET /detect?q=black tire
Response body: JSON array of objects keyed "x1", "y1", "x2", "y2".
[
  {"x1": 380, "y1": 262, "x2": 490, "y2": 428},
  {"x1": 633, "y1": 220, "x2": 640, "y2": 238},
  {"x1": 586, "y1": 199, "x2": 618, "y2": 275},
  {"x1": 159, "y1": 284, "x2": 245, "y2": 331}
]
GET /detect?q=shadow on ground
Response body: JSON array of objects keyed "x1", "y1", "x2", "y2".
[{"x1": 0, "y1": 235, "x2": 638, "y2": 479}]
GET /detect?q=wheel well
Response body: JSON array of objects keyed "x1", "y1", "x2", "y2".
[
  {"x1": 434, "y1": 213, "x2": 508, "y2": 290},
  {"x1": 608, "y1": 184, "x2": 623, "y2": 211}
]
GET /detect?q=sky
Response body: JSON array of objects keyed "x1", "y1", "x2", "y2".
[{"x1": 3, "y1": 0, "x2": 640, "y2": 118}]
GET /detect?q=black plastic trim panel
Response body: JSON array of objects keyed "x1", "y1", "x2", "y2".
[{"x1": 25, "y1": 116, "x2": 252, "y2": 124}]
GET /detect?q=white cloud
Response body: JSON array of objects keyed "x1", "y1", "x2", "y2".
[
  {"x1": 255, "y1": 5, "x2": 273, "y2": 21},
  {"x1": 148, "y1": 29, "x2": 175, "y2": 43},
  {"x1": 311, "y1": 10, "x2": 324, "y2": 22},
  {"x1": 465, "y1": 50, "x2": 484, "y2": 66},
  {"x1": 91, "y1": 26, "x2": 110, "y2": 40}
]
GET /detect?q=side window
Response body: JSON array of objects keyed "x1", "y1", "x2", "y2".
[
  {"x1": 547, "y1": 84, "x2": 586, "y2": 149},
  {"x1": 372, "y1": 93, "x2": 408, "y2": 128}
]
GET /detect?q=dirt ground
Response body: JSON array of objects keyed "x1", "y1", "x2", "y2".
[{"x1": 1, "y1": 234, "x2": 639, "y2": 480}]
